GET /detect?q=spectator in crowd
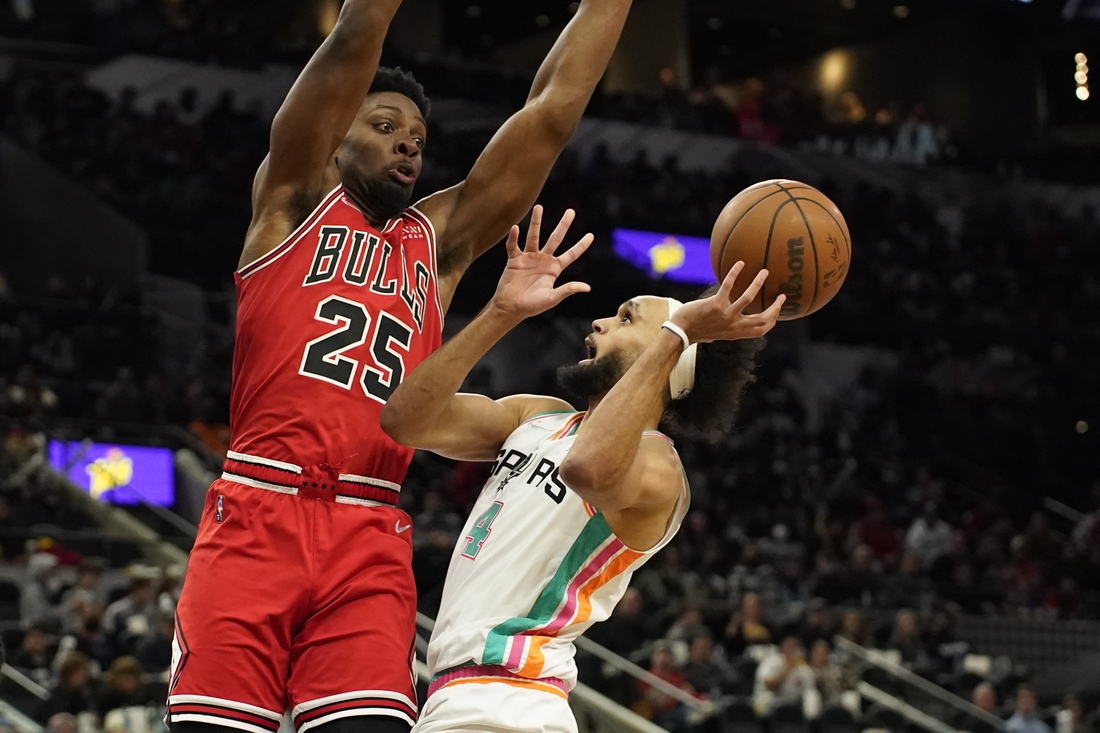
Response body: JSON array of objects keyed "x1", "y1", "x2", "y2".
[
  {"x1": 41, "y1": 652, "x2": 96, "y2": 721},
  {"x1": 907, "y1": 503, "x2": 954, "y2": 568},
  {"x1": 46, "y1": 713, "x2": 78, "y2": 733},
  {"x1": 635, "y1": 641, "x2": 696, "y2": 731},
  {"x1": 103, "y1": 570, "x2": 158, "y2": 654},
  {"x1": 589, "y1": 588, "x2": 655, "y2": 660},
  {"x1": 1006, "y1": 685, "x2": 1052, "y2": 733},
  {"x1": 681, "y1": 634, "x2": 731, "y2": 698},
  {"x1": 133, "y1": 611, "x2": 173, "y2": 674},
  {"x1": 836, "y1": 610, "x2": 866, "y2": 646},
  {"x1": 798, "y1": 599, "x2": 834, "y2": 648},
  {"x1": 972, "y1": 682, "x2": 998, "y2": 715},
  {"x1": 848, "y1": 499, "x2": 901, "y2": 563},
  {"x1": 1056, "y1": 695, "x2": 1086, "y2": 733},
  {"x1": 59, "y1": 559, "x2": 106, "y2": 634},
  {"x1": 56, "y1": 608, "x2": 114, "y2": 673},
  {"x1": 22, "y1": 552, "x2": 61, "y2": 629},
  {"x1": 11, "y1": 623, "x2": 53, "y2": 685},
  {"x1": 754, "y1": 636, "x2": 815, "y2": 714},
  {"x1": 879, "y1": 552, "x2": 937, "y2": 610},
  {"x1": 725, "y1": 592, "x2": 774, "y2": 657},
  {"x1": 96, "y1": 656, "x2": 152, "y2": 719},
  {"x1": 585, "y1": 588, "x2": 657, "y2": 706},
  {"x1": 666, "y1": 607, "x2": 709, "y2": 646},
  {"x1": 808, "y1": 640, "x2": 844, "y2": 706},
  {"x1": 886, "y1": 610, "x2": 930, "y2": 674}
]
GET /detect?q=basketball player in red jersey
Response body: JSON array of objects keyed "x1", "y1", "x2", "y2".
[{"x1": 167, "y1": 1, "x2": 635, "y2": 733}]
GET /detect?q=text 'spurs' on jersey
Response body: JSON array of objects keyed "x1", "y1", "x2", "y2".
[{"x1": 426, "y1": 411, "x2": 690, "y2": 695}]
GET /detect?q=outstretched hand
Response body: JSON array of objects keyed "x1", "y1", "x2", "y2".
[
  {"x1": 670, "y1": 262, "x2": 786, "y2": 345},
  {"x1": 490, "y1": 205, "x2": 593, "y2": 321}
]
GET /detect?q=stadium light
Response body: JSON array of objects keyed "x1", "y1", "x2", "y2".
[{"x1": 1077, "y1": 53, "x2": 1089, "y2": 101}]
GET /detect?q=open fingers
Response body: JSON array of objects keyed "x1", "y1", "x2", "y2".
[
  {"x1": 543, "y1": 209, "x2": 576, "y2": 256},
  {"x1": 717, "y1": 262, "x2": 745, "y2": 301},
  {"x1": 760, "y1": 293, "x2": 787, "y2": 321},
  {"x1": 550, "y1": 281, "x2": 591, "y2": 305},
  {"x1": 505, "y1": 225, "x2": 522, "y2": 259},
  {"x1": 525, "y1": 205, "x2": 544, "y2": 252},
  {"x1": 556, "y1": 233, "x2": 594, "y2": 269},
  {"x1": 730, "y1": 268, "x2": 770, "y2": 313},
  {"x1": 739, "y1": 294, "x2": 786, "y2": 334}
]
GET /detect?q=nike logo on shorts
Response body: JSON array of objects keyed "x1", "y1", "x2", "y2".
[{"x1": 396, "y1": 521, "x2": 412, "y2": 533}]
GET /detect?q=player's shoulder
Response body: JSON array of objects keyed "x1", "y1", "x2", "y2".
[{"x1": 498, "y1": 395, "x2": 577, "y2": 427}]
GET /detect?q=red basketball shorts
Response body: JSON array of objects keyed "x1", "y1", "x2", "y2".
[{"x1": 168, "y1": 478, "x2": 418, "y2": 731}]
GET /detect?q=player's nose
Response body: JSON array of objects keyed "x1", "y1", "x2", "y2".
[
  {"x1": 591, "y1": 318, "x2": 609, "y2": 334},
  {"x1": 395, "y1": 136, "x2": 419, "y2": 158}
]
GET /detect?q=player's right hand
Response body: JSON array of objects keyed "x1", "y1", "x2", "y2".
[
  {"x1": 489, "y1": 205, "x2": 593, "y2": 322},
  {"x1": 671, "y1": 262, "x2": 785, "y2": 345}
]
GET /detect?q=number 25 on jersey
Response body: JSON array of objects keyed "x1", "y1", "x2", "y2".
[{"x1": 299, "y1": 295, "x2": 413, "y2": 403}]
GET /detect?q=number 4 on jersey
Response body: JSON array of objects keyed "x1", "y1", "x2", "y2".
[{"x1": 461, "y1": 501, "x2": 503, "y2": 560}]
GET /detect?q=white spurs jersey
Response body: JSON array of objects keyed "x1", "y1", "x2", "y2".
[{"x1": 426, "y1": 411, "x2": 689, "y2": 691}]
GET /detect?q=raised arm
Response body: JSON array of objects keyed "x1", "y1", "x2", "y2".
[
  {"x1": 241, "y1": 0, "x2": 403, "y2": 267},
  {"x1": 415, "y1": 0, "x2": 633, "y2": 310},
  {"x1": 561, "y1": 265, "x2": 785, "y2": 517},
  {"x1": 381, "y1": 208, "x2": 592, "y2": 459}
]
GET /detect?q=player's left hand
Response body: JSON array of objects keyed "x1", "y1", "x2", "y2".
[
  {"x1": 490, "y1": 205, "x2": 593, "y2": 321},
  {"x1": 671, "y1": 262, "x2": 786, "y2": 344}
]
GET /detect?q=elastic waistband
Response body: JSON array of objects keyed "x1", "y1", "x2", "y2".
[
  {"x1": 221, "y1": 451, "x2": 401, "y2": 507},
  {"x1": 428, "y1": 664, "x2": 568, "y2": 700}
]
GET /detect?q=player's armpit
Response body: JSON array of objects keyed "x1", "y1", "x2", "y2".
[
  {"x1": 415, "y1": 105, "x2": 571, "y2": 308},
  {"x1": 243, "y1": 0, "x2": 402, "y2": 266}
]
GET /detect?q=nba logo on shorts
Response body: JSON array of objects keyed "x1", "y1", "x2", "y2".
[{"x1": 216, "y1": 495, "x2": 224, "y2": 523}]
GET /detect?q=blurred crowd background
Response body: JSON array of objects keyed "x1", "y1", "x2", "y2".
[{"x1": 1, "y1": 0, "x2": 1100, "y2": 732}]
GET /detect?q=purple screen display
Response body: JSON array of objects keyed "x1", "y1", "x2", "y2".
[
  {"x1": 47, "y1": 441, "x2": 175, "y2": 507},
  {"x1": 611, "y1": 228, "x2": 717, "y2": 286}
]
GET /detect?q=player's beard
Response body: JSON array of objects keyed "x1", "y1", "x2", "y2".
[
  {"x1": 557, "y1": 353, "x2": 626, "y2": 401},
  {"x1": 365, "y1": 177, "x2": 413, "y2": 221}
]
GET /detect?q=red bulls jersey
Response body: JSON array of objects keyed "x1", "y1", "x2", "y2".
[{"x1": 225, "y1": 186, "x2": 443, "y2": 505}]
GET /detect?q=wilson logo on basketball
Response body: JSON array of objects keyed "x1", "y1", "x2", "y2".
[{"x1": 778, "y1": 237, "x2": 805, "y2": 316}]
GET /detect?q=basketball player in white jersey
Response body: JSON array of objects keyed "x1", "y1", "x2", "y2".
[{"x1": 381, "y1": 207, "x2": 785, "y2": 732}]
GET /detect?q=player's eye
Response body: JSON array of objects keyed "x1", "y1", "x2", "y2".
[
  {"x1": 621, "y1": 312, "x2": 632, "y2": 324},
  {"x1": 377, "y1": 122, "x2": 394, "y2": 132},
  {"x1": 414, "y1": 138, "x2": 425, "y2": 148}
]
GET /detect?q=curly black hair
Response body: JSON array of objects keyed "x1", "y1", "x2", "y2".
[
  {"x1": 658, "y1": 288, "x2": 766, "y2": 443},
  {"x1": 368, "y1": 66, "x2": 431, "y2": 118}
]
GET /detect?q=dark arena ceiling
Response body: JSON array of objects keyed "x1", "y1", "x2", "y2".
[{"x1": 440, "y1": 0, "x2": 1095, "y2": 76}]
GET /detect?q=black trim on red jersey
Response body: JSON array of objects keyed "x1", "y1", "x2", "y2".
[{"x1": 292, "y1": 697, "x2": 417, "y2": 728}]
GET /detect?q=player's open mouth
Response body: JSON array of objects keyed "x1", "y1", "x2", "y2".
[
  {"x1": 389, "y1": 165, "x2": 416, "y2": 186},
  {"x1": 579, "y1": 336, "x2": 597, "y2": 365}
]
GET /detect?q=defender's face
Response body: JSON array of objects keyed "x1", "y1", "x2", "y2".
[
  {"x1": 339, "y1": 92, "x2": 426, "y2": 199},
  {"x1": 581, "y1": 296, "x2": 671, "y2": 374}
]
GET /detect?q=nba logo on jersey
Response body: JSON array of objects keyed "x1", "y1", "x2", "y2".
[{"x1": 216, "y1": 495, "x2": 224, "y2": 523}]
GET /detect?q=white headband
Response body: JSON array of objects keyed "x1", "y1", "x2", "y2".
[{"x1": 664, "y1": 299, "x2": 697, "y2": 400}]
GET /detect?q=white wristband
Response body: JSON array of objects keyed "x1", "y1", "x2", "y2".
[{"x1": 661, "y1": 321, "x2": 691, "y2": 351}]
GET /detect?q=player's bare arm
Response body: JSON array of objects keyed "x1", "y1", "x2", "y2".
[
  {"x1": 241, "y1": 0, "x2": 404, "y2": 268},
  {"x1": 560, "y1": 265, "x2": 786, "y2": 549},
  {"x1": 414, "y1": 0, "x2": 633, "y2": 311},
  {"x1": 381, "y1": 206, "x2": 593, "y2": 460}
]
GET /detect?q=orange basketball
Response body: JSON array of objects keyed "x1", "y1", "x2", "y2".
[{"x1": 710, "y1": 179, "x2": 851, "y2": 320}]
